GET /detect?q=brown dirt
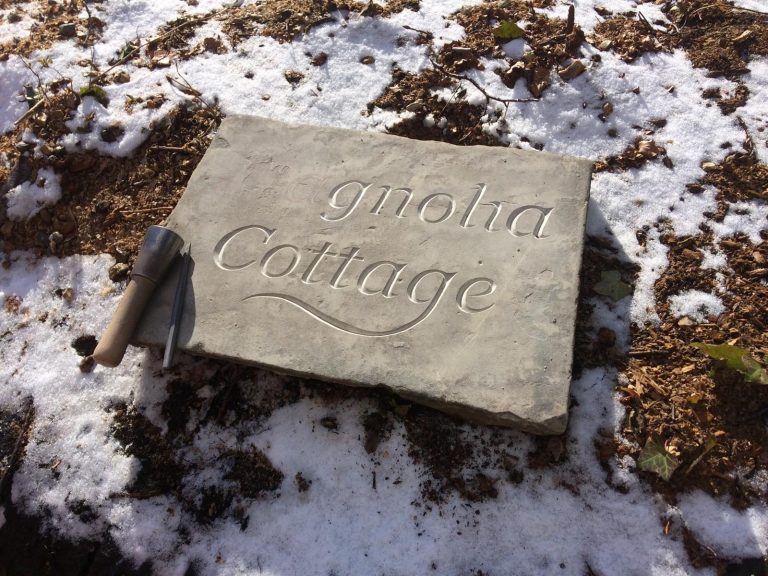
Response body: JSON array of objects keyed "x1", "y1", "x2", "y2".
[
  {"x1": 225, "y1": 448, "x2": 284, "y2": 498},
  {"x1": 0, "y1": 0, "x2": 104, "y2": 60},
  {"x1": 362, "y1": 410, "x2": 393, "y2": 453},
  {"x1": 593, "y1": 138, "x2": 670, "y2": 173},
  {"x1": 450, "y1": 0, "x2": 584, "y2": 97},
  {"x1": 110, "y1": 403, "x2": 186, "y2": 497},
  {"x1": 369, "y1": 1, "x2": 590, "y2": 141},
  {"x1": 592, "y1": 17, "x2": 671, "y2": 62},
  {"x1": 616, "y1": 224, "x2": 768, "y2": 510},
  {"x1": 220, "y1": 0, "x2": 419, "y2": 45},
  {"x1": 1, "y1": 96, "x2": 222, "y2": 265},
  {"x1": 369, "y1": 67, "x2": 504, "y2": 146},
  {"x1": 403, "y1": 407, "x2": 499, "y2": 503},
  {"x1": 670, "y1": 2, "x2": 768, "y2": 79},
  {"x1": 0, "y1": 398, "x2": 33, "y2": 502},
  {"x1": 574, "y1": 238, "x2": 639, "y2": 375},
  {"x1": 703, "y1": 147, "x2": 768, "y2": 204},
  {"x1": 593, "y1": 2, "x2": 768, "y2": 80}
]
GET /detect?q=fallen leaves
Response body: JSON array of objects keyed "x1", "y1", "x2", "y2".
[
  {"x1": 692, "y1": 343, "x2": 768, "y2": 385},
  {"x1": 492, "y1": 20, "x2": 525, "y2": 41},
  {"x1": 593, "y1": 270, "x2": 633, "y2": 301},
  {"x1": 638, "y1": 437, "x2": 680, "y2": 481},
  {"x1": 594, "y1": 139, "x2": 669, "y2": 172}
]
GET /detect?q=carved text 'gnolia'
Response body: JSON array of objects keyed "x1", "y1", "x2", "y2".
[{"x1": 322, "y1": 181, "x2": 553, "y2": 238}]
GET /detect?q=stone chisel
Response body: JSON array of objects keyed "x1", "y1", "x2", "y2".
[
  {"x1": 162, "y1": 243, "x2": 191, "y2": 370},
  {"x1": 93, "y1": 225, "x2": 184, "y2": 367}
]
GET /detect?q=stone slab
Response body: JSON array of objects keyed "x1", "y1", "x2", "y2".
[{"x1": 134, "y1": 115, "x2": 592, "y2": 434}]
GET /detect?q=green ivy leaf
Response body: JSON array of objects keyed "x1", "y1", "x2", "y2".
[
  {"x1": 79, "y1": 85, "x2": 109, "y2": 107},
  {"x1": 638, "y1": 438, "x2": 679, "y2": 481},
  {"x1": 593, "y1": 270, "x2": 632, "y2": 301},
  {"x1": 493, "y1": 20, "x2": 525, "y2": 41},
  {"x1": 692, "y1": 343, "x2": 768, "y2": 384}
]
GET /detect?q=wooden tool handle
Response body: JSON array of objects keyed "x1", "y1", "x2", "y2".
[{"x1": 93, "y1": 275, "x2": 156, "y2": 367}]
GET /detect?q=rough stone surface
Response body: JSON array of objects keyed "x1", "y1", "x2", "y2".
[{"x1": 135, "y1": 115, "x2": 591, "y2": 434}]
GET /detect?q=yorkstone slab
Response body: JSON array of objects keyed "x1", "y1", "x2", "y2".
[{"x1": 134, "y1": 115, "x2": 592, "y2": 434}]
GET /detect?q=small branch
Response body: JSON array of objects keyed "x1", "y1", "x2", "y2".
[
  {"x1": 82, "y1": 0, "x2": 93, "y2": 45},
  {"x1": 13, "y1": 98, "x2": 45, "y2": 126},
  {"x1": 402, "y1": 24, "x2": 433, "y2": 37},
  {"x1": 120, "y1": 206, "x2": 174, "y2": 215},
  {"x1": 688, "y1": 3, "x2": 767, "y2": 19},
  {"x1": 150, "y1": 145, "x2": 190, "y2": 152},
  {"x1": 167, "y1": 64, "x2": 221, "y2": 116},
  {"x1": 94, "y1": 10, "x2": 219, "y2": 82},
  {"x1": 637, "y1": 12, "x2": 657, "y2": 37},
  {"x1": 430, "y1": 59, "x2": 539, "y2": 106},
  {"x1": 627, "y1": 349, "x2": 671, "y2": 357}
]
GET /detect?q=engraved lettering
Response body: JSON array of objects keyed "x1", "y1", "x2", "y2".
[
  {"x1": 321, "y1": 180, "x2": 371, "y2": 222},
  {"x1": 459, "y1": 183, "x2": 503, "y2": 231},
  {"x1": 407, "y1": 268, "x2": 456, "y2": 309},
  {"x1": 213, "y1": 225, "x2": 275, "y2": 271},
  {"x1": 418, "y1": 193, "x2": 456, "y2": 224},
  {"x1": 301, "y1": 242, "x2": 335, "y2": 284},
  {"x1": 370, "y1": 186, "x2": 413, "y2": 217},
  {"x1": 330, "y1": 247, "x2": 364, "y2": 289},
  {"x1": 457, "y1": 277, "x2": 497, "y2": 313},
  {"x1": 506, "y1": 205, "x2": 553, "y2": 238},
  {"x1": 260, "y1": 244, "x2": 300, "y2": 278},
  {"x1": 358, "y1": 261, "x2": 407, "y2": 297}
]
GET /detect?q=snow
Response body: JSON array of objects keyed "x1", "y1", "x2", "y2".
[
  {"x1": 0, "y1": 262, "x2": 720, "y2": 575},
  {"x1": 678, "y1": 491, "x2": 768, "y2": 559},
  {"x1": 5, "y1": 167, "x2": 62, "y2": 220},
  {"x1": 668, "y1": 290, "x2": 725, "y2": 323},
  {"x1": 0, "y1": 57, "x2": 34, "y2": 134},
  {"x1": 1, "y1": 0, "x2": 767, "y2": 573}
]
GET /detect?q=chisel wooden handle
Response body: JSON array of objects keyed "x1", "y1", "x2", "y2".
[
  {"x1": 93, "y1": 225, "x2": 183, "y2": 368},
  {"x1": 93, "y1": 275, "x2": 156, "y2": 367}
]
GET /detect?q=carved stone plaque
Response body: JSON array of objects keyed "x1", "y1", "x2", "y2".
[{"x1": 135, "y1": 115, "x2": 592, "y2": 434}]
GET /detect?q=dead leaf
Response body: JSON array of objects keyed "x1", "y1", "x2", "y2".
[{"x1": 638, "y1": 437, "x2": 680, "y2": 481}]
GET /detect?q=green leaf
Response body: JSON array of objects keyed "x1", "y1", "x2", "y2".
[
  {"x1": 638, "y1": 438, "x2": 679, "y2": 481},
  {"x1": 593, "y1": 270, "x2": 632, "y2": 301},
  {"x1": 79, "y1": 85, "x2": 109, "y2": 107},
  {"x1": 493, "y1": 20, "x2": 525, "y2": 41},
  {"x1": 692, "y1": 343, "x2": 768, "y2": 384}
]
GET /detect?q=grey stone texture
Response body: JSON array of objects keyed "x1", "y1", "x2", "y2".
[{"x1": 135, "y1": 115, "x2": 592, "y2": 434}]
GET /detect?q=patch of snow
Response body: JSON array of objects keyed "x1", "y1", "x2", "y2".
[
  {"x1": 5, "y1": 168, "x2": 62, "y2": 220},
  {"x1": 0, "y1": 57, "x2": 35, "y2": 133},
  {"x1": 0, "y1": 253, "x2": 731, "y2": 575},
  {"x1": 501, "y1": 38, "x2": 527, "y2": 59},
  {"x1": 0, "y1": 8, "x2": 34, "y2": 43},
  {"x1": 678, "y1": 491, "x2": 768, "y2": 558},
  {"x1": 739, "y1": 58, "x2": 768, "y2": 164},
  {"x1": 700, "y1": 247, "x2": 728, "y2": 270},
  {"x1": 710, "y1": 200, "x2": 768, "y2": 244},
  {"x1": 668, "y1": 290, "x2": 725, "y2": 322},
  {"x1": 731, "y1": 0, "x2": 768, "y2": 12}
]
